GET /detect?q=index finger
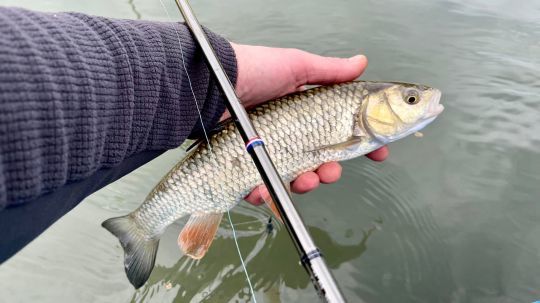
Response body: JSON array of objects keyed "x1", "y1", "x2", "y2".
[{"x1": 366, "y1": 146, "x2": 389, "y2": 162}]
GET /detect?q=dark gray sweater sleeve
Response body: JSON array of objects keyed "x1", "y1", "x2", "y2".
[{"x1": 0, "y1": 7, "x2": 237, "y2": 209}]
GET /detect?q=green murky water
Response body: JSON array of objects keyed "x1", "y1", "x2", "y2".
[{"x1": 1, "y1": 0, "x2": 539, "y2": 302}]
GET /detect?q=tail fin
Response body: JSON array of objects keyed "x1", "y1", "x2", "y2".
[{"x1": 102, "y1": 215, "x2": 159, "y2": 289}]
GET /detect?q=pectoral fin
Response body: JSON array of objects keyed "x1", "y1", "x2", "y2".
[
  {"x1": 178, "y1": 213, "x2": 223, "y2": 259},
  {"x1": 259, "y1": 183, "x2": 292, "y2": 223},
  {"x1": 309, "y1": 136, "x2": 364, "y2": 152}
]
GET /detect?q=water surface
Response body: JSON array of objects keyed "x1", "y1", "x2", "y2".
[{"x1": 1, "y1": 0, "x2": 539, "y2": 302}]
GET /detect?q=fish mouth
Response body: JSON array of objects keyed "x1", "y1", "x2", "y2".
[{"x1": 423, "y1": 89, "x2": 444, "y2": 120}]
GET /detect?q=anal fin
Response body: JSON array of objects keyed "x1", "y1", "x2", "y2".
[{"x1": 178, "y1": 213, "x2": 223, "y2": 259}]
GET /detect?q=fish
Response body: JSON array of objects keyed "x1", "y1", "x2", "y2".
[{"x1": 102, "y1": 80, "x2": 443, "y2": 288}]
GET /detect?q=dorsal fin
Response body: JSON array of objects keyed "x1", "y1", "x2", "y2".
[{"x1": 187, "y1": 118, "x2": 233, "y2": 152}]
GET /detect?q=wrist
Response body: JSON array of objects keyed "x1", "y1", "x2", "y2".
[{"x1": 230, "y1": 42, "x2": 249, "y2": 104}]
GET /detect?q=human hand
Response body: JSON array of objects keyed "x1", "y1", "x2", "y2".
[{"x1": 227, "y1": 43, "x2": 389, "y2": 206}]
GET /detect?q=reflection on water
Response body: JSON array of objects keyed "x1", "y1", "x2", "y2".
[
  {"x1": 329, "y1": 161, "x2": 455, "y2": 302},
  {"x1": 125, "y1": 160, "x2": 454, "y2": 302},
  {"x1": 134, "y1": 221, "x2": 376, "y2": 302},
  {"x1": 1, "y1": 0, "x2": 540, "y2": 302}
]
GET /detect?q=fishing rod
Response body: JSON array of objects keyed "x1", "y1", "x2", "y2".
[{"x1": 175, "y1": 1, "x2": 346, "y2": 302}]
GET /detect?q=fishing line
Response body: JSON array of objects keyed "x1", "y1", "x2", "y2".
[
  {"x1": 157, "y1": 1, "x2": 257, "y2": 301},
  {"x1": 157, "y1": 0, "x2": 211, "y2": 148},
  {"x1": 226, "y1": 210, "x2": 257, "y2": 299}
]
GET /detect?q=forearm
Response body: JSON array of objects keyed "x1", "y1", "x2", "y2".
[{"x1": 0, "y1": 7, "x2": 236, "y2": 208}]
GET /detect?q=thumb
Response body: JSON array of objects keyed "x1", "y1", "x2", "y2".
[{"x1": 298, "y1": 53, "x2": 368, "y2": 86}]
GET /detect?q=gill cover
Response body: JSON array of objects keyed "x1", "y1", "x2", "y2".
[{"x1": 361, "y1": 82, "x2": 442, "y2": 143}]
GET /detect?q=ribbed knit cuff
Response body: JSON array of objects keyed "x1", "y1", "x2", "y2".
[
  {"x1": 187, "y1": 28, "x2": 237, "y2": 139},
  {"x1": 0, "y1": 7, "x2": 239, "y2": 207}
]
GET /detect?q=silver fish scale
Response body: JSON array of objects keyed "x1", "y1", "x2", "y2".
[{"x1": 133, "y1": 82, "x2": 380, "y2": 236}]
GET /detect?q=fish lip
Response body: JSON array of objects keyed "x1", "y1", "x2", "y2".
[{"x1": 424, "y1": 89, "x2": 444, "y2": 119}]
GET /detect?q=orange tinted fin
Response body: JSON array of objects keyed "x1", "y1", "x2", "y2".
[
  {"x1": 259, "y1": 183, "x2": 291, "y2": 223},
  {"x1": 178, "y1": 213, "x2": 223, "y2": 259}
]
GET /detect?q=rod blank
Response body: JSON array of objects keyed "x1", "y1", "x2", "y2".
[{"x1": 175, "y1": 1, "x2": 346, "y2": 302}]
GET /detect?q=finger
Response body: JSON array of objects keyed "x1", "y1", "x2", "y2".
[
  {"x1": 298, "y1": 53, "x2": 368, "y2": 86},
  {"x1": 291, "y1": 171, "x2": 320, "y2": 194},
  {"x1": 316, "y1": 162, "x2": 342, "y2": 184},
  {"x1": 366, "y1": 146, "x2": 389, "y2": 162},
  {"x1": 244, "y1": 185, "x2": 267, "y2": 206}
]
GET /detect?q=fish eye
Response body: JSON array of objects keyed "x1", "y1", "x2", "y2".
[
  {"x1": 404, "y1": 90, "x2": 420, "y2": 105},
  {"x1": 407, "y1": 96, "x2": 417, "y2": 104}
]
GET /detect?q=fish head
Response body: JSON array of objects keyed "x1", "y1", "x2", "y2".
[{"x1": 360, "y1": 82, "x2": 443, "y2": 144}]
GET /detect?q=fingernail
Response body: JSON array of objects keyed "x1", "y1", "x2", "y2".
[{"x1": 349, "y1": 54, "x2": 366, "y2": 61}]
